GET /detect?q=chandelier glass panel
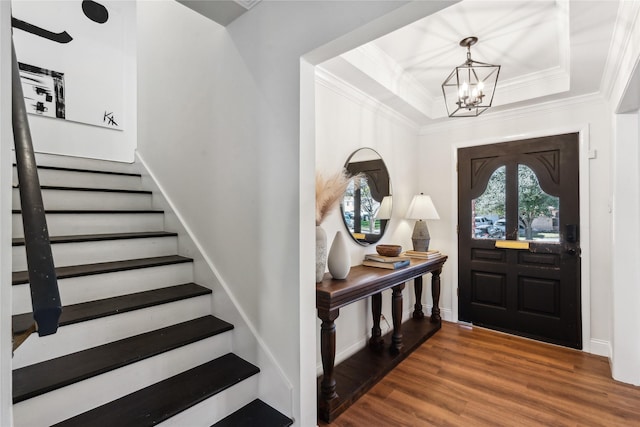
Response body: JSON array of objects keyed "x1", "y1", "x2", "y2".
[{"x1": 442, "y1": 37, "x2": 500, "y2": 117}]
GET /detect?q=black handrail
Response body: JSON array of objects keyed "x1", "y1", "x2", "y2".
[{"x1": 11, "y1": 38, "x2": 61, "y2": 337}]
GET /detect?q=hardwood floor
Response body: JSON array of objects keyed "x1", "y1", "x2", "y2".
[{"x1": 320, "y1": 321, "x2": 640, "y2": 426}]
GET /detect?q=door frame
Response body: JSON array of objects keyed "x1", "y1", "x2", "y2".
[{"x1": 449, "y1": 124, "x2": 593, "y2": 353}]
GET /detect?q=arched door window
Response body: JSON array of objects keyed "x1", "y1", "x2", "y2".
[
  {"x1": 517, "y1": 165, "x2": 559, "y2": 242},
  {"x1": 472, "y1": 166, "x2": 505, "y2": 239},
  {"x1": 471, "y1": 164, "x2": 560, "y2": 242}
]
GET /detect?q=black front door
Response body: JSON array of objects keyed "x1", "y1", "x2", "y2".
[{"x1": 458, "y1": 133, "x2": 581, "y2": 349}]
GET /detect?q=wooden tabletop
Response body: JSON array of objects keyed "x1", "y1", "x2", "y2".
[{"x1": 316, "y1": 255, "x2": 448, "y2": 312}]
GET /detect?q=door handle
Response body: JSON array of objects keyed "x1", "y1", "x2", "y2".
[{"x1": 566, "y1": 248, "x2": 577, "y2": 256}]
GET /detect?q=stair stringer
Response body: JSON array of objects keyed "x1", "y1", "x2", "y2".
[{"x1": 136, "y1": 152, "x2": 294, "y2": 421}]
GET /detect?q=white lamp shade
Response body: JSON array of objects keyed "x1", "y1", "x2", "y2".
[
  {"x1": 375, "y1": 196, "x2": 393, "y2": 220},
  {"x1": 406, "y1": 194, "x2": 440, "y2": 220}
]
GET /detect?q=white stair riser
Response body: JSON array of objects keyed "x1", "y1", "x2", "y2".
[
  {"x1": 12, "y1": 236, "x2": 178, "y2": 271},
  {"x1": 12, "y1": 212, "x2": 164, "y2": 238},
  {"x1": 12, "y1": 295, "x2": 213, "y2": 368},
  {"x1": 13, "y1": 334, "x2": 234, "y2": 427},
  {"x1": 18, "y1": 152, "x2": 140, "y2": 175},
  {"x1": 12, "y1": 188, "x2": 152, "y2": 211},
  {"x1": 13, "y1": 167, "x2": 144, "y2": 191},
  {"x1": 13, "y1": 263, "x2": 194, "y2": 314},
  {"x1": 158, "y1": 376, "x2": 259, "y2": 427}
]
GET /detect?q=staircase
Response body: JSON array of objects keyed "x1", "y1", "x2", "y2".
[{"x1": 11, "y1": 154, "x2": 293, "y2": 427}]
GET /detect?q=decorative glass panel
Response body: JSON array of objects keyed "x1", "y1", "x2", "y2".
[
  {"x1": 472, "y1": 166, "x2": 505, "y2": 240},
  {"x1": 518, "y1": 165, "x2": 559, "y2": 242}
]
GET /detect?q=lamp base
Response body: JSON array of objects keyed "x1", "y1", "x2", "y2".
[{"x1": 412, "y1": 220, "x2": 431, "y2": 252}]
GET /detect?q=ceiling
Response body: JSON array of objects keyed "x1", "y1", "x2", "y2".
[
  {"x1": 177, "y1": 0, "x2": 261, "y2": 26},
  {"x1": 318, "y1": 0, "x2": 621, "y2": 126}
]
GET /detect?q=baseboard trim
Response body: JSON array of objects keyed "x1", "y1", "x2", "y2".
[
  {"x1": 135, "y1": 152, "x2": 294, "y2": 415},
  {"x1": 589, "y1": 338, "x2": 611, "y2": 358}
]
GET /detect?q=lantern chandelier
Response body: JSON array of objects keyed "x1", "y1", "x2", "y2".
[{"x1": 442, "y1": 36, "x2": 500, "y2": 117}]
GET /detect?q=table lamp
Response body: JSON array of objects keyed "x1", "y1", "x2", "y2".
[
  {"x1": 406, "y1": 193, "x2": 439, "y2": 251},
  {"x1": 375, "y1": 195, "x2": 393, "y2": 220}
]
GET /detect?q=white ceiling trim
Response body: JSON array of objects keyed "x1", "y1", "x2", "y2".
[
  {"x1": 315, "y1": 67, "x2": 420, "y2": 132},
  {"x1": 557, "y1": 0, "x2": 571, "y2": 76},
  {"x1": 600, "y1": 0, "x2": 640, "y2": 102},
  {"x1": 234, "y1": 0, "x2": 261, "y2": 10},
  {"x1": 341, "y1": 44, "x2": 436, "y2": 118},
  {"x1": 335, "y1": 2, "x2": 572, "y2": 122},
  {"x1": 493, "y1": 66, "x2": 570, "y2": 107},
  {"x1": 418, "y1": 92, "x2": 605, "y2": 136}
]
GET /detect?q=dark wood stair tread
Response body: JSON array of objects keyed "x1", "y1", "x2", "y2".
[
  {"x1": 12, "y1": 255, "x2": 192, "y2": 285},
  {"x1": 13, "y1": 163, "x2": 142, "y2": 177},
  {"x1": 52, "y1": 353, "x2": 259, "y2": 427},
  {"x1": 12, "y1": 283, "x2": 211, "y2": 335},
  {"x1": 13, "y1": 315, "x2": 234, "y2": 403},
  {"x1": 13, "y1": 185, "x2": 152, "y2": 194},
  {"x1": 213, "y1": 399, "x2": 293, "y2": 427},
  {"x1": 12, "y1": 209, "x2": 163, "y2": 214},
  {"x1": 12, "y1": 231, "x2": 177, "y2": 246}
]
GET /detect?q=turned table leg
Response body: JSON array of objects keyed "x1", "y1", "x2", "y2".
[
  {"x1": 390, "y1": 283, "x2": 405, "y2": 354},
  {"x1": 319, "y1": 308, "x2": 340, "y2": 404},
  {"x1": 431, "y1": 268, "x2": 442, "y2": 323},
  {"x1": 369, "y1": 292, "x2": 384, "y2": 350},
  {"x1": 412, "y1": 275, "x2": 424, "y2": 319}
]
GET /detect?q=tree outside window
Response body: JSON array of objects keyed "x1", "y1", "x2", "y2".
[{"x1": 473, "y1": 165, "x2": 559, "y2": 240}]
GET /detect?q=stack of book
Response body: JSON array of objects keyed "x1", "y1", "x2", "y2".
[
  {"x1": 403, "y1": 250, "x2": 441, "y2": 259},
  {"x1": 362, "y1": 253, "x2": 410, "y2": 270}
]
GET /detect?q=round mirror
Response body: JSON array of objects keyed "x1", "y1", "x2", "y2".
[{"x1": 341, "y1": 148, "x2": 392, "y2": 246}]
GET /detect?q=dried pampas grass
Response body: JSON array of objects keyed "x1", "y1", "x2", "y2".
[{"x1": 316, "y1": 169, "x2": 352, "y2": 226}]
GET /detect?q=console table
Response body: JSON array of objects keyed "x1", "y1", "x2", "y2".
[{"x1": 316, "y1": 255, "x2": 447, "y2": 422}]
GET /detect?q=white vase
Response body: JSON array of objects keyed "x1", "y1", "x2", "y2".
[
  {"x1": 328, "y1": 230, "x2": 350, "y2": 279},
  {"x1": 316, "y1": 225, "x2": 327, "y2": 282}
]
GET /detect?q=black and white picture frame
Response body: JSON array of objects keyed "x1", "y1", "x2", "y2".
[
  {"x1": 12, "y1": 0, "x2": 124, "y2": 131},
  {"x1": 18, "y1": 62, "x2": 66, "y2": 119}
]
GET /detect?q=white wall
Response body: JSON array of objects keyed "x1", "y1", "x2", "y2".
[
  {"x1": 606, "y1": 0, "x2": 640, "y2": 386},
  {"x1": 136, "y1": 1, "x2": 457, "y2": 424},
  {"x1": 1, "y1": 2, "x2": 14, "y2": 424},
  {"x1": 611, "y1": 111, "x2": 640, "y2": 385},
  {"x1": 418, "y1": 97, "x2": 613, "y2": 356},
  {"x1": 16, "y1": 0, "x2": 137, "y2": 162},
  {"x1": 314, "y1": 72, "x2": 428, "y2": 368}
]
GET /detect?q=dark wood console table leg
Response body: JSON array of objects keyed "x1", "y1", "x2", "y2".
[
  {"x1": 412, "y1": 275, "x2": 424, "y2": 319},
  {"x1": 431, "y1": 268, "x2": 442, "y2": 323},
  {"x1": 318, "y1": 308, "x2": 340, "y2": 413},
  {"x1": 369, "y1": 292, "x2": 384, "y2": 350},
  {"x1": 390, "y1": 283, "x2": 405, "y2": 354}
]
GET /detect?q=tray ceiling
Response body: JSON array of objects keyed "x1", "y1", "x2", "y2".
[{"x1": 318, "y1": 0, "x2": 621, "y2": 125}]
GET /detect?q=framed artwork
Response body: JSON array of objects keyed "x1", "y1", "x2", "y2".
[{"x1": 12, "y1": 0, "x2": 124, "y2": 130}]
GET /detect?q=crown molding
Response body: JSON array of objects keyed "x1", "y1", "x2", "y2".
[
  {"x1": 337, "y1": 9, "x2": 572, "y2": 121},
  {"x1": 360, "y1": 43, "x2": 436, "y2": 105},
  {"x1": 493, "y1": 66, "x2": 570, "y2": 107},
  {"x1": 418, "y1": 92, "x2": 605, "y2": 136},
  {"x1": 315, "y1": 66, "x2": 420, "y2": 132},
  {"x1": 234, "y1": 0, "x2": 260, "y2": 10},
  {"x1": 557, "y1": 0, "x2": 571, "y2": 75},
  {"x1": 600, "y1": 0, "x2": 640, "y2": 101},
  {"x1": 341, "y1": 44, "x2": 435, "y2": 118}
]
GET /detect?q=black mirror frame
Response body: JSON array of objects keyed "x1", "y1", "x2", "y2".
[{"x1": 340, "y1": 148, "x2": 392, "y2": 246}]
